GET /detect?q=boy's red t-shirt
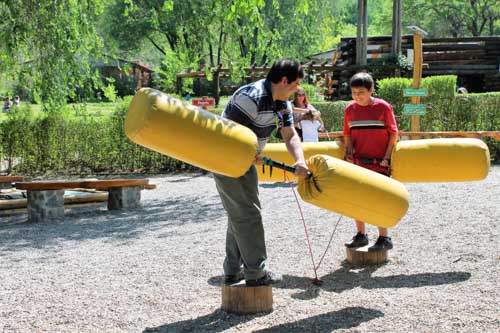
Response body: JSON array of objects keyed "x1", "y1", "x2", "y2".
[{"x1": 343, "y1": 98, "x2": 398, "y2": 172}]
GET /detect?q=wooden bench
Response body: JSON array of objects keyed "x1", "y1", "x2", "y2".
[
  {"x1": 15, "y1": 179, "x2": 156, "y2": 223},
  {"x1": 0, "y1": 176, "x2": 24, "y2": 189}
]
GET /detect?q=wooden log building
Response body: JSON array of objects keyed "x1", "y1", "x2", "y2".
[
  {"x1": 175, "y1": 36, "x2": 500, "y2": 102},
  {"x1": 309, "y1": 35, "x2": 500, "y2": 99}
]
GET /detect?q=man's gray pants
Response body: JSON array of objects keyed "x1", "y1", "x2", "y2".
[{"x1": 213, "y1": 165, "x2": 267, "y2": 280}]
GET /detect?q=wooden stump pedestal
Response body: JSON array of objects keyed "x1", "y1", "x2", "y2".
[
  {"x1": 346, "y1": 245, "x2": 388, "y2": 265},
  {"x1": 221, "y1": 281, "x2": 273, "y2": 314}
]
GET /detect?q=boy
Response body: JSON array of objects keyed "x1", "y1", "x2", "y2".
[{"x1": 343, "y1": 72, "x2": 398, "y2": 251}]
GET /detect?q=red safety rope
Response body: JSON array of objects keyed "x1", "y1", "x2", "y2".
[
  {"x1": 282, "y1": 171, "x2": 343, "y2": 285},
  {"x1": 285, "y1": 171, "x2": 320, "y2": 283}
]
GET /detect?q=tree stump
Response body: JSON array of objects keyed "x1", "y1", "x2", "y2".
[
  {"x1": 221, "y1": 281, "x2": 273, "y2": 314},
  {"x1": 346, "y1": 245, "x2": 388, "y2": 265}
]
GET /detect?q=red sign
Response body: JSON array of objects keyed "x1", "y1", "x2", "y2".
[{"x1": 192, "y1": 98, "x2": 215, "y2": 107}]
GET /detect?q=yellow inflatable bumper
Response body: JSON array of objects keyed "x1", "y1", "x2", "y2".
[
  {"x1": 125, "y1": 88, "x2": 258, "y2": 178},
  {"x1": 298, "y1": 155, "x2": 409, "y2": 228},
  {"x1": 259, "y1": 141, "x2": 343, "y2": 182},
  {"x1": 260, "y1": 138, "x2": 490, "y2": 183},
  {"x1": 391, "y1": 138, "x2": 490, "y2": 182}
]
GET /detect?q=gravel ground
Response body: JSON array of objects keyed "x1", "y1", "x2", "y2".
[{"x1": 0, "y1": 166, "x2": 498, "y2": 333}]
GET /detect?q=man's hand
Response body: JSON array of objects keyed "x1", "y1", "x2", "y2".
[
  {"x1": 293, "y1": 161, "x2": 309, "y2": 178},
  {"x1": 253, "y1": 154, "x2": 264, "y2": 165}
]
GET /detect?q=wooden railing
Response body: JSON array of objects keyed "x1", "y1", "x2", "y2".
[{"x1": 319, "y1": 131, "x2": 500, "y2": 140}]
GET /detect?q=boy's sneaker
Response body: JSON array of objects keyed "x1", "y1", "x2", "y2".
[
  {"x1": 344, "y1": 232, "x2": 369, "y2": 248},
  {"x1": 368, "y1": 236, "x2": 393, "y2": 252},
  {"x1": 246, "y1": 271, "x2": 283, "y2": 287},
  {"x1": 224, "y1": 271, "x2": 244, "y2": 285}
]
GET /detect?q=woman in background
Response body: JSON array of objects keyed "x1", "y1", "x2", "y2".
[{"x1": 292, "y1": 87, "x2": 317, "y2": 141}]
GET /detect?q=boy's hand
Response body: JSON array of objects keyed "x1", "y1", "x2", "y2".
[
  {"x1": 345, "y1": 145, "x2": 354, "y2": 162},
  {"x1": 380, "y1": 158, "x2": 390, "y2": 167}
]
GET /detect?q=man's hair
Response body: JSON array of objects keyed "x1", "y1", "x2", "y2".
[
  {"x1": 266, "y1": 59, "x2": 304, "y2": 84},
  {"x1": 350, "y1": 72, "x2": 374, "y2": 90}
]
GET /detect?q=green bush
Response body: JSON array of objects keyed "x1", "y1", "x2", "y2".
[
  {"x1": 0, "y1": 87, "x2": 498, "y2": 175},
  {"x1": 375, "y1": 75, "x2": 459, "y2": 130},
  {"x1": 299, "y1": 83, "x2": 324, "y2": 103},
  {"x1": 314, "y1": 101, "x2": 349, "y2": 131},
  {"x1": 422, "y1": 75, "x2": 457, "y2": 100},
  {"x1": 375, "y1": 77, "x2": 413, "y2": 130},
  {"x1": 0, "y1": 98, "x2": 198, "y2": 175}
]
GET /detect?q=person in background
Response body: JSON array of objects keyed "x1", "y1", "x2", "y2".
[
  {"x1": 214, "y1": 58, "x2": 310, "y2": 286},
  {"x1": 343, "y1": 72, "x2": 399, "y2": 252},
  {"x1": 298, "y1": 109, "x2": 325, "y2": 142},
  {"x1": 292, "y1": 86, "x2": 317, "y2": 141},
  {"x1": 13, "y1": 96, "x2": 20, "y2": 106},
  {"x1": 2, "y1": 97, "x2": 12, "y2": 112}
]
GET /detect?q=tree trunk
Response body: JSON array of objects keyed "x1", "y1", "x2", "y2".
[{"x1": 213, "y1": 67, "x2": 220, "y2": 106}]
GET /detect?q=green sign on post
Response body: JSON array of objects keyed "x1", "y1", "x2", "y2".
[
  {"x1": 403, "y1": 88, "x2": 428, "y2": 97},
  {"x1": 403, "y1": 104, "x2": 426, "y2": 115}
]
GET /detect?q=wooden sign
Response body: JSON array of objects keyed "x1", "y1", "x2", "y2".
[
  {"x1": 403, "y1": 104, "x2": 426, "y2": 115},
  {"x1": 404, "y1": 88, "x2": 428, "y2": 97}
]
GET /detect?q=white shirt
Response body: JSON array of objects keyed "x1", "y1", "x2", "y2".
[{"x1": 299, "y1": 119, "x2": 322, "y2": 142}]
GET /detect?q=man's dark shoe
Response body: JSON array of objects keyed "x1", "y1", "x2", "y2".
[
  {"x1": 368, "y1": 236, "x2": 393, "y2": 252},
  {"x1": 224, "y1": 271, "x2": 244, "y2": 285},
  {"x1": 246, "y1": 271, "x2": 283, "y2": 287},
  {"x1": 345, "y1": 232, "x2": 369, "y2": 248}
]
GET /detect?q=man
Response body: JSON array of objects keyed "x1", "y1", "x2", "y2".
[{"x1": 214, "y1": 58, "x2": 309, "y2": 287}]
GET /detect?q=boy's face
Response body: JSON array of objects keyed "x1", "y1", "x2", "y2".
[{"x1": 351, "y1": 86, "x2": 373, "y2": 106}]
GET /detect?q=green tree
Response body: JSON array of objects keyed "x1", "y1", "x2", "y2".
[
  {"x1": 0, "y1": 0, "x2": 107, "y2": 109},
  {"x1": 403, "y1": 0, "x2": 500, "y2": 37},
  {"x1": 102, "y1": 0, "x2": 343, "y2": 94}
]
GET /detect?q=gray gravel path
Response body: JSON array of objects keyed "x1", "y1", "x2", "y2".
[{"x1": 1, "y1": 166, "x2": 499, "y2": 333}]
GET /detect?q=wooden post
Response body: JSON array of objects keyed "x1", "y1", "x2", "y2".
[
  {"x1": 319, "y1": 130, "x2": 500, "y2": 140},
  {"x1": 201, "y1": 96, "x2": 209, "y2": 111},
  {"x1": 411, "y1": 31, "x2": 423, "y2": 133},
  {"x1": 356, "y1": 0, "x2": 368, "y2": 65},
  {"x1": 175, "y1": 76, "x2": 182, "y2": 95},
  {"x1": 213, "y1": 66, "x2": 221, "y2": 106},
  {"x1": 361, "y1": 0, "x2": 368, "y2": 66},
  {"x1": 356, "y1": 0, "x2": 363, "y2": 65},
  {"x1": 346, "y1": 245, "x2": 388, "y2": 265},
  {"x1": 391, "y1": 0, "x2": 402, "y2": 56},
  {"x1": 221, "y1": 281, "x2": 273, "y2": 314}
]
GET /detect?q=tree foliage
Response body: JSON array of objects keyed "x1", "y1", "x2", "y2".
[
  {"x1": 0, "y1": 0, "x2": 498, "y2": 105},
  {"x1": 402, "y1": 0, "x2": 499, "y2": 37},
  {"x1": 103, "y1": 0, "x2": 345, "y2": 90},
  {"x1": 0, "y1": 0, "x2": 106, "y2": 108}
]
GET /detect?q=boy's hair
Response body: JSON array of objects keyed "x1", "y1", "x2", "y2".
[
  {"x1": 350, "y1": 72, "x2": 374, "y2": 90},
  {"x1": 267, "y1": 58, "x2": 304, "y2": 84}
]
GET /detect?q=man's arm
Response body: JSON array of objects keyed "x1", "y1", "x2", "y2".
[{"x1": 280, "y1": 126, "x2": 309, "y2": 177}]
